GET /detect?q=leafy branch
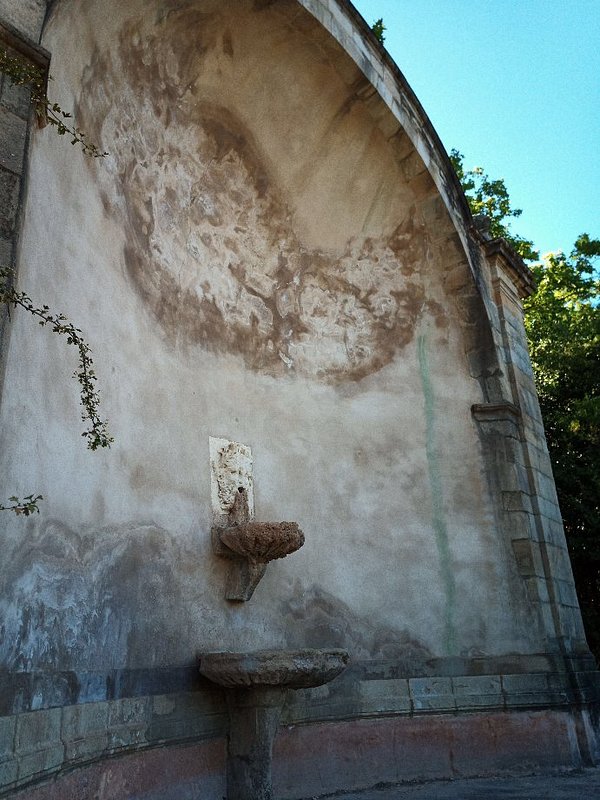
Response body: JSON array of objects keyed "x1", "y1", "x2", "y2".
[
  {"x1": 1, "y1": 51, "x2": 111, "y2": 514},
  {"x1": 0, "y1": 269, "x2": 113, "y2": 451},
  {"x1": 449, "y1": 148, "x2": 538, "y2": 261},
  {"x1": 0, "y1": 48, "x2": 107, "y2": 158},
  {"x1": 0, "y1": 495, "x2": 43, "y2": 516}
]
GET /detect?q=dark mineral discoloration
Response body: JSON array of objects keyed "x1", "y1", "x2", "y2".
[
  {"x1": 282, "y1": 586, "x2": 433, "y2": 673},
  {"x1": 0, "y1": 520, "x2": 199, "y2": 672},
  {"x1": 75, "y1": 1, "x2": 445, "y2": 384},
  {"x1": 222, "y1": 29, "x2": 234, "y2": 57}
]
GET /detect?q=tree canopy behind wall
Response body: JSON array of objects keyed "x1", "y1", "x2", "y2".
[{"x1": 524, "y1": 236, "x2": 600, "y2": 658}]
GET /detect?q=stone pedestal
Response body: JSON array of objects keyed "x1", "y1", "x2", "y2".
[
  {"x1": 225, "y1": 687, "x2": 285, "y2": 800},
  {"x1": 199, "y1": 649, "x2": 350, "y2": 800}
]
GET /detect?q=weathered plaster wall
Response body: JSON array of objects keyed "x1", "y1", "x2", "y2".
[
  {"x1": 0, "y1": 0, "x2": 546, "y2": 678},
  {"x1": 1, "y1": 1, "x2": 599, "y2": 796}
]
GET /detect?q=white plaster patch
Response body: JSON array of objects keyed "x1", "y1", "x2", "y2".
[{"x1": 209, "y1": 437, "x2": 254, "y2": 520}]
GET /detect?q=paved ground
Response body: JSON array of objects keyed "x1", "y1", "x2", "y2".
[{"x1": 308, "y1": 768, "x2": 600, "y2": 799}]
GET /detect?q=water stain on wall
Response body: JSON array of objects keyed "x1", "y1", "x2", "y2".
[
  {"x1": 0, "y1": 520, "x2": 200, "y2": 671},
  {"x1": 418, "y1": 333, "x2": 457, "y2": 656},
  {"x1": 282, "y1": 585, "x2": 433, "y2": 673},
  {"x1": 77, "y1": 2, "x2": 438, "y2": 383}
]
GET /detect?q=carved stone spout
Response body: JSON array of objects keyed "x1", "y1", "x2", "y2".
[{"x1": 212, "y1": 488, "x2": 305, "y2": 601}]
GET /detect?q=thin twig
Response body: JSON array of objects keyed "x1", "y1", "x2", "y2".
[
  {"x1": 0, "y1": 495, "x2": 43, "y2": 516},
  {"x1": 0, "y1": 269, "x2": 113, "y2": 450}
]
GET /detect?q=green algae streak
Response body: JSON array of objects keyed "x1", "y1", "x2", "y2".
[{"x1": 418, "y1": 333, "x2": 457, "y2": 655}]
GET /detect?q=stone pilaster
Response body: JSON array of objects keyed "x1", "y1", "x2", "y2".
[
  {"x1": 483, "y1": 237, "x2": 589, "y2": 655},
  {"x1": 0, "y1": 15, "x2": 50, "y2": 383},
  {"x1": 0, "y1": 1, "x2": 47, "y2": 44}
]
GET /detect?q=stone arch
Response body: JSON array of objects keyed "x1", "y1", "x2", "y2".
[{"x1": 288, "y1": 0, "x2": 508, "y2": 401}]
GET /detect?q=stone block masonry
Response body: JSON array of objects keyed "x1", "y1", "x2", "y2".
[
  {"x1": 1, "y1": 661, "x2": 599, "y2": 795},
  {"x1": 0, "y1": 12, "x2": 50, "y2": 369},
  {"x1": 0, "y1": 3, "x2": 46, "y2": 44}
]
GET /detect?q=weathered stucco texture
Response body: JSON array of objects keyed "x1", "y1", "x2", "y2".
[{"x1": 0, "y1": 0, "x2": 545, "y2": 679}]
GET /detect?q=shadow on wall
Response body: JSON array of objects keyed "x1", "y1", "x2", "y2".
[{"x1": 282, "y1": 585, "x2": 433, "y2": 671}]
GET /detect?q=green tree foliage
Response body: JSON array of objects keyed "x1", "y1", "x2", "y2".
[
  {"x1": 523, "y1": 237, "x2": 600, "y2": 657},
  {"x1": 451, "y1": 149, "x2": 600, "y2": 657},
  {"x1": 449, "y1": 149, "x2": 538, "y2": 261},
  {"x1": 371, "y1": 18, "x2": 386, "y2": 45}
]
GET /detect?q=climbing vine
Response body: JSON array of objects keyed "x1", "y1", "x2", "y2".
[
  {"x1": 0, "y1": 49, "x2": 107, "y2": 157},
  {"x1": 1, "y1": 49, "x2": 111, "y2": 515},
  {"x1": 0, "y1": 268, "x2": 113, "y2": 451}
]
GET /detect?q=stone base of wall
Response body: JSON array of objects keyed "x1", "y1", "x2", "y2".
[
  {"x1": 5, "y1": 707, "x2": 599, "y2": 800},
  {"x1": 275, "y1": 710, "x2": 596, "y2": 797},
  {"x1": 2, "y1": 658, "x2": 599, "y2": 797},
  {"x1": 7, "y1": 739, "x2": 225, "y2": 800}
]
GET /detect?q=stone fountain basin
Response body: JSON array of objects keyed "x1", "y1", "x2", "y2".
[
  {"x1": 218, "y1": 521, "x2": 305, "y2": 563},
  {"x1": 199, "y1": 648, "x2": 349, "y2": 689}
]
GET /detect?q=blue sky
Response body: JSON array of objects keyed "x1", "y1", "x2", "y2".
[{"x1": 352, "y1": 0, "x2": 599, "y2": 257}]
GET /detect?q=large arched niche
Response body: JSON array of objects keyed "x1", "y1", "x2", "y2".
[
  {"x1": 47, "y1": 0, "x2": 501, "y2": 389},
  {"x1": 2, "y1": 5, "x2": 597, "y2": 798},
  {"x1": 2, "y1": 0, "x2": 540, "y2": 675}
]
